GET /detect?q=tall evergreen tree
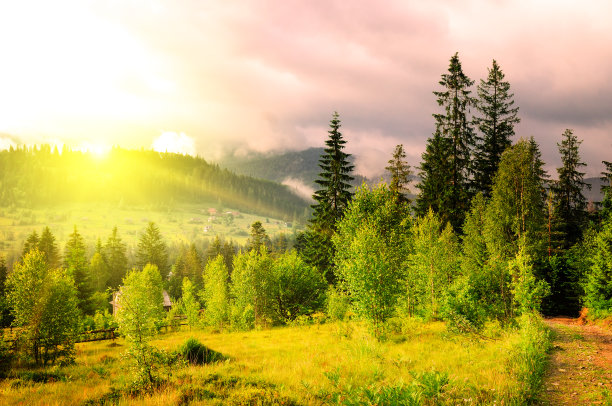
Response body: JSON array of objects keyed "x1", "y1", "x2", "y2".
[
  {"x1": 104, "y1": 226, "x2": 128, "y2": 289},
  {"x1": 311, "y1": 111, "x2": 355, "y2": 229},
  {"x1": 416, "y1": 53, "x2": 477, "y2": 231},
  {"x1": 299, "y1": 112, "x2": 354, "y2": 283},
  {"x1": 64, "y1": 226, "x2": 93, "y2": 314},
  {"x1": 473, "y1": 60, "x2": 520, "y2": 196},
  {"x1": 551, "y1": 129, "x2": 590, "y2": 249},
  {"x1": 22, "y1": 230, "x2": 40, "y2": 257},
  {"x1": 136, "y1": 222, "x2": 169, "y2": 279},
  {"x1": 600, "y1": 160, "x2": 612, "y2": 220},
  {"x1": 38, "y1": 226, "x2": 60, "y2": 269},
  {"x1": 385, "y1": 144, "x2": 412, "y2": 204},
  {"x1": 246, "y1": 221, "x2": 271, "y2": 253}
]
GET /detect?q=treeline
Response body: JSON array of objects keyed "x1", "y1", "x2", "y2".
[
  {"x1": 296, "y1": 54, "x2": 612, "y2": 335},
  {"x1": 0, "y1": 146, "x2": 310, "y2": 221}
]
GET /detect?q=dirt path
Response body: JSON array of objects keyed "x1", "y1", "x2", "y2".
[{"x1": 541, "y1": 318, "x2": 612, "y2": 405}]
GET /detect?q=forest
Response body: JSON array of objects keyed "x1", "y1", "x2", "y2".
[
  {"x1": 0, "y1": 146, "x2": 310, "y2": 221},
  {"x1": 0, "y1": 53, "x2": 611, "y2": 405}
]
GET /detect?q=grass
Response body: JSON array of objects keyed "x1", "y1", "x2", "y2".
[
  {"x1": 0, "y1": 203, "x2": 299, "y2": 258},
  {"x1": 0, "y1": 319, "x2": 548, "y2": 405}
]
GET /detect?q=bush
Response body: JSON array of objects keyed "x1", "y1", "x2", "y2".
[
  {"x1": 179, "y1": 338, "x2": 225, "y2": 365},
  {"x1": 326, "y1": 286, "x2": 350, "y2": 321},
  {"x1": 508, "y1": 313, "x2": 552, "y2": 402}
]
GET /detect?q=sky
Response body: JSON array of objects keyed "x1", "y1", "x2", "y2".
[{"x1": 0, "y1": 0, "x2": 611, "y2": 178}]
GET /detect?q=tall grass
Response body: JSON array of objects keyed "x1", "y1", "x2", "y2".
[{"x1": 0, "y1": 319, "x2": 552, "y2": 405}]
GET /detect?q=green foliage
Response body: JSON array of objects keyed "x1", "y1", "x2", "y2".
[
  {"x1": 0, "y1": 146, "x2": 308, "y2": 221},
  {"x1": 201, "y1": 255, "x2": 230, "y2": 329},
  {"x1": 182, "y1": 277, "x2": 201, "y2": 328},
  {"x1": 6, "y1": 250, "x2": 80, "y2": 366},
  {"x1": 473, "y1": 59, "x2": 519, "y2": 196},
  {"x1": 38, "y1": 226, "x2": 61, "y2": 269},
  {"x1": 229, "y1": 250, "x2": 263, "y2": 330},
  {"x1": 509, "y1": 246, "x2": 550, "y2": 315},
  {"x1": 263, "y1": 250, "x2": 326, "y2": 324},
  {"x1": 584, "y1": 218, "x2": 612, "y2": 313},
  {"x1": 509, "y1": 314, "x2": 552, "y2": 403},
  {"x1": 115, "y1": 264, "x2": 165, "y2": 386},
  {"x1": 104, "y1": 226, "x2": 128, "y2": 289},
  {"x1": 407, "y1": 209, "x2": 459, "y2": 320},
  {"x1": 334, "y1": 184, "x2": 411, "y2": 336},
  {"x1": 326, "y1": 286, "x2": 350, "y2": 321},
  {"x1": 302, "y1": 112, "x2": 355, "y2": 281},
  {"x1": 551, "y1": 129, "x2": 589, "y2": 249},
  {"x1": 485, "y1": 138, "x2": 547, "y2": 261},
  {"x1": 136, "y1": 222, "x2": 169, "y2": 279},
  {"x1": 600, "y1": 160, "x2": 612, "y2": 221},
  {"x1": 311, "y1": 111, "x2": 355, "y2": 230},
  {"x1": 178, "y1": 337, "x2": 225, "y2": 365},
  {"x1": 385, "y1": 144, "x2": 412, "y2": 204},
  {"x1": 64, "y1": 225, "x2": 94, "y2": 315},
  {"x1": 246, "y1": 221, "x2": 270, "y2": 253},
  {"x1": 417, "y1": 52, "x2": 476, "y2": 231},
  {"x1": 442, "y1": 276, "x2": 488, "y2": 333},
  {"x1": 169, "y1": 244, "x2": 203, "y2": 299},
  {"x1": 89, "y1": 251, "x2": 110, "y2": 293}
]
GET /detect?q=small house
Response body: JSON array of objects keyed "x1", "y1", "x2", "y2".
[{"x1": 111, "y1": 289, "x2": 173, "y2": 315}]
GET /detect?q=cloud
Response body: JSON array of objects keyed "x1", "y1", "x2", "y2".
[
  {"x1": 1, "y1": 0, "x2": 611, "y2": 178},
  {"x1": 281, "y1": 177, "x2": 314, "y2": 201},
  {"x1": 152, "y1": 131, "x2": 196, "y2": 155}
]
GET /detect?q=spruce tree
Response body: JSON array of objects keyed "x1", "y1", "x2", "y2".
[
  {"x1": 22, "y1": 230, "x2": 40, "y2": 257},
  {"x1": 64, "y1": 226, "x2": 93, "y2": 314},
  {"x1": 385, "y1": 144, "x2": 412, "y2": 204},
  {"x1": 38, "y1": 226, "x2": 61, "y2": 269},
  {"x1": 311, "y1": 111, "x2": 355, "y2": 229},
  {"x1": 136, "y1": 222, "x2": 169, "y2": 279},
  {"x1": 104, "y1": 226, "x2": 128, "y2": 289},
  {"x1": 473, "y1": 60, "x2": 520, "y2": 196},
  {"x1": 551, "y1": 129, "x2": 589, "y2": 249},
  {"x1": 300, "y1": 112, "x2": 354, "y2": 283},
  {"x1": 600, "y1": 160, "x2": 612, "y2": 220},
  {"x1": 246, "y1": 221, "x2": 271, "y2": 253},
  {"x1": 416, "y1": 53, "x2": 476, "y2": 231}
]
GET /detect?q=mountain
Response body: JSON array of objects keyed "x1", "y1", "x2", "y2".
[
  {"x1": 217, "y1": 148, "x2": 369, "y2": 199},
  {"x1": 0, "y1": 146, "x2": 310, "y2": 221}
]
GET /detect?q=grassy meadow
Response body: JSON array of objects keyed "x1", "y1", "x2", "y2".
[
  {"x1": 0, "y1": 319, "x2": 544, "y2": 405},
  {"x1": 0, "y1": 203, "x2": 299, "y2": 260}
]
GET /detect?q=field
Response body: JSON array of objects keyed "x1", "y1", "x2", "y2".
[
  {"x1": 0, "y1": 203, "x2": 299, "y2": 260},
  {"x1": 0, "y1": 320, "x2": 541, "y2": 405}
]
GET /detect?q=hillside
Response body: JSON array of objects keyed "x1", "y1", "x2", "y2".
[
  {"x1": 218, "y1": 148, "x2": 369, "y2": 194},
  {"x1": 0, "y1": 146, "x2": 310, "y2": 221}
]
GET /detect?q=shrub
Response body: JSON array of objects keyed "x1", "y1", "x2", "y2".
[
  {"x1": 326, "y1": 286, "x2": 350, "y2": 321},
  {"x1": 179, "y1": 338, "x2": 225, "y2": 365}
]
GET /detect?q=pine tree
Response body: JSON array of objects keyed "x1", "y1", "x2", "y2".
[
  {"x1": 104, "y1": 226, "x2": 128, "y2": 289},
  {"x1": 38, "y1": 227, "x2": 61, "y2": 269},
  {"x1": 64, "y1": 226, "x2": 93, "y2": 314},
  {"x1": 246, "y1": 221, "x2": 271, "y2": 253},
  {"x1": 22, "y1": 230, "x2": 40, "y2": 257},
  {"x1": 416, "y1": 53, "x2": 477, "y2": 231},
  {"x1": 136, "y1": 222, "x2": 169, "y2": 279},
  {"x1": 385, "y1": 144, "x2": 412, "y2": 204},
  {"x1": 311, "y1": 111, "x2": 355, "y2": 229},
  {"x1": 473, "y1": 60, "x2": 520, "y2": 196},
  {"x1": 551, "y1": 129, "x2": 589, "y2": 249},
  {"x1": 600, "y1": 160, "x2": 612, "y2": 220},
  {"x1": 300, "y1": 112, "x2": 354, "y2": 283}
]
